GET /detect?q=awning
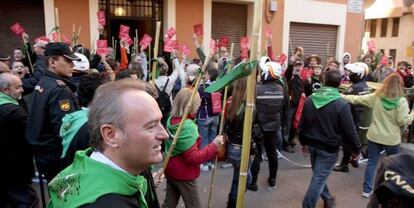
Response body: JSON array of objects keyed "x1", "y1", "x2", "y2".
[{"x1": 365, "y1": 0, "x2": 404, "y2": 19}]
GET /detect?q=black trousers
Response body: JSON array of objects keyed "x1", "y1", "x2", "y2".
[
  {"x1": 0, "y1": 183, "x2": 39, "y2": 208},
  {"x1": 250, "y1": 130, "x2": 279, "y2": 179}
]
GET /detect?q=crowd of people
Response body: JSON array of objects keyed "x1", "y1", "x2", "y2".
[{"x1": 1, "y1": 27, "x2": 414, "y2": 208}]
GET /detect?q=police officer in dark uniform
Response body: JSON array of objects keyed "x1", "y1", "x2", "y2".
[
  {"x1": 26, "y1": 42, "x2": 80, "y2": 181},
  {"x1": 334, "y1": 62, "x2": 370, "y2": 172},
  {"x1": 249, "y1": 59, "x2": 289, "y2": 190}
]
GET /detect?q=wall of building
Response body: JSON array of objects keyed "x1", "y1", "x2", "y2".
[
  {"x1": 54, "y1": 0, "x2": 91, "y2": 48},
  {"x1": 261, "y1": 0, "x2": 285, "y2": 57},
  {"x1": 344, "y1": 12, "x2": 365, "y2": 61},
  {"x1": 175, "y1": 0, "x2": 203, "y2": 57}
]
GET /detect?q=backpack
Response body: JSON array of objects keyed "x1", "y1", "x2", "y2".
[{"x1": 156, "y1": 78, "x2": 172, "y2": 123}]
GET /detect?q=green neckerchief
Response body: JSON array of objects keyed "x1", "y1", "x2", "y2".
[
  {"x1": 60, "y1": 109, "x2": 89, "y2": 158},
  {"x1": 164, "y1": 116, "x2": 198, "y2": 157},
  {"x1": 48, "y1": 148, "x2": 148, "y2": 208},
  {"x1": 0, "y1": 93, "x2": 18, "y2": 106},
  {"x1": 311, "y1": 86, "x2": 341, "y2": 109},
  {"x1": 380, "y1": 96, "x2": 402, "y2": 110}
]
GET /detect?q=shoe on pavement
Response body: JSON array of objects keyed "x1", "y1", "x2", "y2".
[
  {"x1": 361, "y1": 191, "x2": 371, "y2": 198},
  {"x1": 208, "y1": 162, "x2": 215, "y2": 170},
  {"x1": 323, "y1": 195, "x2": 336, "y2": 208},
  {"x1": 350, "y1": 158, "x2": 359, "y2": 168},
  {"x1": 333, "y1": 165, "x2": 349, "y2": 173},
  {"x1": 200, "y1": 164, "x2": 209, "y2": 172},
  {"x1": 268, "y1": 177, "x2": 276, "y2": 187},
  {"x1": 247, "y1": 183, "x2": 258, "y2": 191}
]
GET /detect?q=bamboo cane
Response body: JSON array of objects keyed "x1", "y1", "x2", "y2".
[
  {"x1": 207, "y1": 43, "x2": 234, "y2": 208},
  {"x1": 76, "y1": 26, "x2": 82, "y2": 45},
  {"x1": 54, "y1": 8, "x2": 61, "y2": 42},
  {"x1": 135, "y1": 29, "x2": 139, "y2": 55},
  {"x1": 151, "y1": 21, "x2": 161, "y2": 83},
  {"x1": 72, "y1": 24, "x2": 76, "y2": 47},
  {"x1": 160, "y1": 55, "x2": 211, "y2": 175},
  {"x1": 236, "y1": 1, "x2": 261, "y2": 207}
]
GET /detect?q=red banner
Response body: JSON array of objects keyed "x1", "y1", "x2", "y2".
[
  {"x1": 10, "y1": 22, "x2": 25, "y2": 36},
  {"x1": 193, "y1": 23, "x2": 203, "y2": 36},
  {"x1": 218, "y1": 36, "x2": 230, "y2": 48},
  {"x1": 97, "y1": 11, "x2": 106, "y2": 26},
  {"x1": 139, "y1": 33, "x2": 152, "y2": 50},
  {"x1": 119, "y1": 24, "x2": 130, "y2": 38},
  {"x1": 182, "y1": 44, "x2": 191, "y2": 57},
  {"x1": 165, "y1": 27, "x2": 176, "y2": 39}
]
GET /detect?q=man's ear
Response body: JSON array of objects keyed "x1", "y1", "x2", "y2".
[
  {"x1": 1, "y1": 87, "x2": 10, "y2": 95},
  {"x1": 48, "y1": 58, "x2": 56, "y2": 67},
  {"x1": 100, "y1": 124, "x2": 119, "y2": 148}
]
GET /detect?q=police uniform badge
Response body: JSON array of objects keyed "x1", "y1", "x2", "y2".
[{"x1": 59, "y1": 99, "x2": 71, "y2": 111}]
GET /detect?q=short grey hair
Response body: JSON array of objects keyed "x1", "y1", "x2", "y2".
[
  {"x1": 88, "y1": 79, "x2": 147, "y2": 151},
  {"x1": 0, "y1": 73, "x2": 17, "y2": 89}
]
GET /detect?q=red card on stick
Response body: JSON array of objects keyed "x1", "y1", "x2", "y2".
[
  {"x1": 380, "y1": 55, "x2": 388, "y2": 65},
  {"x1": 240, "y1": 37, "x2": 249, "y2": 49},
  {"x1": 165, "y1": 27, "x2": 176, "y2": 39},
  {"x1": 211, "y1": 92, "x2": 222, "y2": 114},
  {"x1": 240, "y1": 48, "x2": 249, "y2": 60},
  {"x1": 277, "y1": 53, "x2": 287, "y2": 64},
  {"x1": 97, "y1": 40, "x2": 108, "y2": 48},
  {"x1": 164, "y1": 39, "x2": 177, "y2": 52},
  {"x1": 193, "y1": 23, "x2": 203, "y2": 36},
  {"x1": 182, "y1": 44, "x2": 191, "y2": 57},
  {"x1": 139, "y1": 33, "x2": 152, "y2": 50},
  {"x1": 367, "y1": 40, "x2": 376, "y2": 50},
  {"x1": 119, "y1": 24, "x2": 130, "y2": 38},
  {"x1": 10, "y1": 22, "x2": 25, "y2": 36},
  {"x1": 97, "y1": 11, "x2": 106, "y2": 26},
  {"x1": 96, "y1": 48, "x2": 108, "y2": 56},
  {"x1": 219, "y1": 36, "x2": 230, "y2": 48}
]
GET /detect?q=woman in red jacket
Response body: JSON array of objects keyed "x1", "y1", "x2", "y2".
[{"x1": 162, "y1": 87, "x2": 223, "y2": 208}]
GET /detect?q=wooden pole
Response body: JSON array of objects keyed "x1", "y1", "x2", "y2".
[
  {"x1": 22, "y1": 36, "x2": 34, "y2": 74},
  {"x1": 151, "y1": 21, "x2": 161, "y2": 83},
  {"x1": 161, "y1": 55, "x2": 211, "y2": 174},
  {"x1": 72, "y1": 24, "x2": 76, "y2": 47},
  {"x1": 207, "y1": 43, "x2": 234, "y2": 208},
  {"x1": 135, "y1": 29, "x2": 139, "y2": 55},
  {"x1": 236, "y1": 1, "x2": 261, "y2": 207},
  {"x1": 54, "y1": 8, "x2": 61, "y2": 42},
  {"x1": 112, "y1": 36, "x2": 115, "y2": 48}
]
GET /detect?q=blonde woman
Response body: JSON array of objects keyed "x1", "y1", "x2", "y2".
[
  {"x1": 342, "y1": 73, "x2": 414, "y2": 198},
  {"x1": 162, "y1": 88, "x2": 223, "y2": 208}
]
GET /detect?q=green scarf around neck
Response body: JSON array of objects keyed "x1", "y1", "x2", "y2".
[
  {"x1": 48, "y1": 148, "x2": 148, "y2": 208},
  {"x1": 0, "y1": 93, "x2": 18, "y2": 106},
  {"x1": 164, "y1": 116, "x2": 198, "y2": 157},
  {"x1": 311, "y1": 86, "x2": 341, "y2": 109},
  {"x1": 380, "y1": 96, "x2": 401, "y2": 110}
]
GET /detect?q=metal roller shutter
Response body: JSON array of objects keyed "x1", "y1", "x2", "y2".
[
  {"x1": 212, "y1": 2, "x2": 248, "y2": 58},
  {"x1": 289, "y1": 22, "x2": 338, "y2": 65}
]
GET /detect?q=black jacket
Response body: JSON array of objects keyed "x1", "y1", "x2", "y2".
[
  {"x1": 255, "y1": 80, "x2": 288, "y2": 132},
  {"x1": 285, "y1": 64, "x2": 304, "y2": 107},
  {"x1": 344, "y1": 80, "x2": 370, "y2": 130},
  {"x1": 0, "y1": 103, "x2": 34, "y2": 185},
  {"x1": 298, "y1": 97, "x2": 360, "y2": 153},
  {"x1": 26, "y1": 70, "x2": 79, "y2": 159}
]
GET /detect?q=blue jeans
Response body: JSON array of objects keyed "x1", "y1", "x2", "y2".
[
  {"x1": 227, "y1": 143, "x2": 252, "y2": 200},
  {"x1": 363, "y1": 140, "x2": 400, "y2": 193},
  {"x1": 198, "y1": 116, "x2": 220, "y2": 149},
  {"x1": 302, "y1": 146, "x2": 337, "y2": 208}
]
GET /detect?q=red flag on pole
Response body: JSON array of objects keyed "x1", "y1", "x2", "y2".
[
  {"x1": 182, "y1": 44, "x2": 191, "y2": 57},
  {"x1": 10, "y1": 22, "x2": 25, "y2": 36},
  {"x1": 164, "y1": 39, "x2": 177, "y2": 52},
  {"x1": 139, "y1": 33, "x2": 152, "y2": 50},
  {"x1": 119, "y1": 24, "x2": 130, "y2": 38},
  {"x1": 193, "y1": 23, "x2": 203, "y2": 36},
  {"x1": 165, "y1": 27, "x2": 176, "y2": 39},
  {"x1": 97, "y1": 11, "x2": 106, "y2": 26},
  {"x1": 218, "y1": 36, "x2": 230, "y2": 48}
]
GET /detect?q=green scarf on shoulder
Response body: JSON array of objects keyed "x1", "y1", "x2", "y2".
[
  {"x1": 48, "y1": 148, "x2": 148, "y2": 208},
  {"x1": 164, "y1": 116, "x2": 198, "y2": 157},
  {"x1": 311, "y1": 86, "x2": 341, "y2": 109},
  {"x1": 0, "y1": 93, "x2": 18, "y2": 106},
  {"x1": 380, "y1": 97, "x2": 401, "y2": 110}
]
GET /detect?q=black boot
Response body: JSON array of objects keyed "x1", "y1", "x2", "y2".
[
  {"x1": 333, "y1": 165, "x2": 349, "y2": 172},
  {"x1": 226, "y1": 197, "x2": 237, "y2": 208},
  {"x1": 247, "y1": 175, "x2": 258, "y2": 191}
]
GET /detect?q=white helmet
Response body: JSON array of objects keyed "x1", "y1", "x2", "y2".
[
  {"x1": 73, "y1": 52, "x2": 89, "y2": 71},
  {"x1": 345, "y1": 62, "x2": 369, "y2": 79}
]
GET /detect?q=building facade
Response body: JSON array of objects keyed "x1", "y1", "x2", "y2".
[
  {"x1": 363, "y1": 0, "x2": 414, "y2": 66},
  {"x1": 1, "y1": 0, "x2": 364, "y2": 65}
]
